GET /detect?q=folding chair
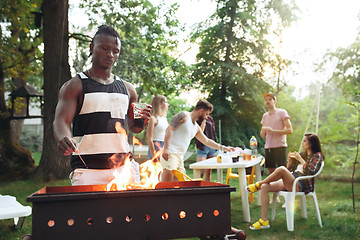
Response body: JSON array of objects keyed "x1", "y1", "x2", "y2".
[
  {"x1": 226, "y1": 157, "x2": 265, "y2": 202},
  {"x1": 172, "y1": 169, "x2": 202, "y2": 181}
]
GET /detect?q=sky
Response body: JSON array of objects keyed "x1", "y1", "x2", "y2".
[{"x1": 68, "y1": 0, "x2": 360, "y2": 100}]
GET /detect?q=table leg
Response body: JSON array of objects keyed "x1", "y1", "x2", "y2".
[
  {"x1": 238, "y1": 168, "x2": 251, "y2": 222},
  {"x1": 217, "y1": 169, "x2": 223, "y2": 183},
  {"x1": 193, "y1": 169, "x2": 201, "y2": 179},
  {"x1": 254, "y1": 163, "x2": 262, "y2": 206}
]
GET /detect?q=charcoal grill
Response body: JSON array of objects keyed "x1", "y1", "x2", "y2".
[{"x1": 27, "y1": 181, "x2": 236, "y2": 240}]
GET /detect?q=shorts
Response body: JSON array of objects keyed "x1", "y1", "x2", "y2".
[
  {"x1": 264, "y1": 147, "x2": 287, "y2": 168},
  {"x1": 69, "y1": 160, "x2": 140, "y2": 186},
  {"x1": 197, "y1": 145, "x2": 218, "y2": 158},
  {"x1": 292, "y1": 171, "x2": 304, "y2": 192},
  {"x1": 160, "y1": 153, "x2": 186, "y2": 173},
  {"x1": 147, "y1": 140, "x2": 164, "y2": 160}
]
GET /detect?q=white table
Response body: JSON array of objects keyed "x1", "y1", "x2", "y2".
[{"x1": 189, "y1": 154, "x2": 263, "y2": 222}]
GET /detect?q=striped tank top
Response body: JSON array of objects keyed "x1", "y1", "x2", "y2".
[{"x1": 70, "y1": 72, "x2": 130, "y2": 170}]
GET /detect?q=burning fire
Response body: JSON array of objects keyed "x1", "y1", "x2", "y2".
[
  {"x1": 115, "y1": 122, "x2": 127, "y2": 135},
  {"x1": 106, "y1": 122, "x2": 163, "y2": 191},
  {"x1": 133, "y1": 136, "x2": 143, "y2": 148}
]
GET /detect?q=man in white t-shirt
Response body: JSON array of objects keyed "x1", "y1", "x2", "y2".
[
  {"x1": 260, "y1": 92, "x2": 293, "y2": 175},
  {"x1": 161, "y1": 99, "x2": 234, "y2": 182}
]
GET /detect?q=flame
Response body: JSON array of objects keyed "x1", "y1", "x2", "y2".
[
  {"x1": 133, "y1": 136, "x2": 143, "y2": 148},
  {"x1": 139, "y1": 150, "x2": 163, "y2": 189},
  {"x1": 106, "y1": 138, "x2": 163, "y2": 191},
  {"x1": 115, "y1": 122, "x2": 127, "y2": 135},
  {"x1": 106, "y1": 154, "x2": 134, "y2": 191}
]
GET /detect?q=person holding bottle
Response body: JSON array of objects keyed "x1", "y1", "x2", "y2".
[{"x1": 146, "y1": 95, "x2": 169, "y2": 160}]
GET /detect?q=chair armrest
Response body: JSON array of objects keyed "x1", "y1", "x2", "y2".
[
  {"x1": 290, "y1": 161, "x2": 324, "y2": 193},
  {"x1": 291, "y1": 174, "x2": 314, "y2": 192}
]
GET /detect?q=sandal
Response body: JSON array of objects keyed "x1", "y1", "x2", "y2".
[
  {"x1": 249, "y1": 218, "x2": 270, "y2": 230},
  {"x1": 247, "y1": 182, "x2": 261, "y2": 193}
]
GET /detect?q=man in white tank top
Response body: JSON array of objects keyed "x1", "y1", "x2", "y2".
[{"x1": 160, "y1": 99, "x2": 235, "y2": 182}]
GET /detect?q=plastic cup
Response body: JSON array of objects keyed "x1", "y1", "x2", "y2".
[
  {"x1": 243, "y1": 153, "x2": 252, "y2": 161},
  {"x1": 133, "y1": 103, "x2": 150, "y2": 128},
  {"x1": 133, "y1": 103, "x2": 148, "y2": 119},
  {"x1": 232, "y1": 156, "x2": 239, "y2": 163}
]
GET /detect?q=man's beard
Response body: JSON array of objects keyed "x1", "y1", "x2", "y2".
[{"x1": 198, "y1": 115, "x2": 205, "y2": 122}]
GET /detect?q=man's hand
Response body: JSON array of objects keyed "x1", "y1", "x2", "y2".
[
  {"x1": 223, "y1": 146, "x2": 236, "y2": 152},
  {"x1": 162, "y1": 148, "x2": 169, "y2": 161},
  {"x1": 262, "y1": 126, "x2": 273, "y2": 133},
  {"x1": 57, "y1": 136, "x2": 78, "y2": 156}
]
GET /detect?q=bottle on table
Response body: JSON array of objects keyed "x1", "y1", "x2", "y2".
[{"x1": 250, "y1": 136, "x2": 258, "y2": 155}]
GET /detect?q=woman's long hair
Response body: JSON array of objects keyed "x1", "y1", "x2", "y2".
[
  {"x1": 305, "y1": 133, "x2": 324, "y2": 158},
  {"x1": 150, "y1": 95, "x2": 167, "y2": 118}
]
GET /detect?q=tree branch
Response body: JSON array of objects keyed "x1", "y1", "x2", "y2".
[{"x1": 69, "y1": 33, "x2": 91, "y2": 42}]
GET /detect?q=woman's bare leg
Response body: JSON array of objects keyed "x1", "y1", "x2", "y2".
[
  {"x1": 260, "y1": 180, "x2": 286, "y2": 221},
  {"x1": 259, "y1": 166, "x2": 295, "y2": 191},
  {"x1": 248, "y1": 166, "x2": 299, "y2": 223}
]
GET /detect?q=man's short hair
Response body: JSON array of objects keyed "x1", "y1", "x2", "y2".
[
  {"x1": 89, "y1": 25, "x2": 121, "y2": 57},
  {"x1": 91, "y1": 25, "x2": 121, "y2": 45},
  {"x1": 194, "y1": 99, "x2": 213, "y2": 112}
]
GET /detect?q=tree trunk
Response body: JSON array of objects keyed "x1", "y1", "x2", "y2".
[
  {"x1": 218, "y1": 0, "x2": 237, "y2": 143},
  {"x1": 352, "y1": 105, "x2": 359, "y2": 213},
  {"x1": 10, "y1": 78, "x2": 27, "y2": 143},
  {"x1": 37, "y1": 0, "x2": 71, "y2": 181},
  {"x1": 0, "y1": 31, "x2": 35, "y2": 181}
]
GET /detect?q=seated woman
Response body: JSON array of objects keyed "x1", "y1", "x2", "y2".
[{"x1": 246, "y1": 133, "x2": 324, "y2": 230}]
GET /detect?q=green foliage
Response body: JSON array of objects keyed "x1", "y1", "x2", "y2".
[
  {"x1": 190, "y1": 0, "x2": 298, "y2": 146},
  {"x1": 0, "y1": 0, "x2": 43, "y2": 91},
  {"x1": 318, "y1": 83, "x2": 358, "y2": 168},
  {"x1": 75, "y1": 0, "x2": 191, "y2": 100},
  {"x1": 326, "y1": 37, "x2": 360, "y2": 103},
  {"x1": 321, "y1": 34, "x2": 360, "y2": 170}
]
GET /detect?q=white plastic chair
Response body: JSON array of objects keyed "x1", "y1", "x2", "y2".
[
  {"x1": 271, "y1": 161, "x2": 324, "y2": 231},
  {"x1": 0, "y1": 194, "x2": 32, "y2": 229}
]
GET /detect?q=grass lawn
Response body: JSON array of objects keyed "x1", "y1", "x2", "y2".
[{"x1": 0, "y1": 153, "x2": 359, "y2": 239}]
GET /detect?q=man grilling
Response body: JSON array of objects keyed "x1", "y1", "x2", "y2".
[{"x1": 53, "y1": 25, "x2": 150, "y2": 185}]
